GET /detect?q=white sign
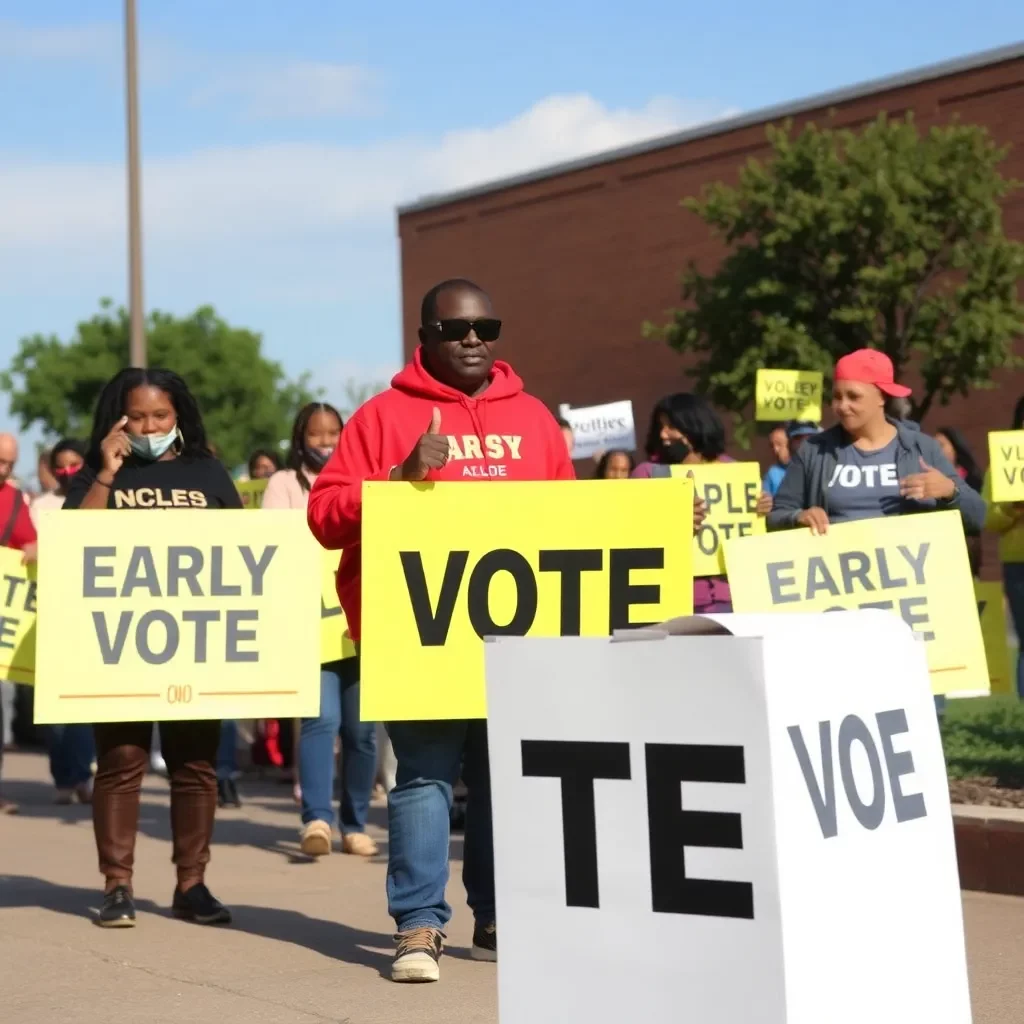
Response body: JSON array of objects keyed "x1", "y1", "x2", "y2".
[
  {"x1": 485, "y1": 612, "x2": 970, "y2": 1024},
  {"x1": 558, "y1": 400, "x2": 636, "y2": 460}
]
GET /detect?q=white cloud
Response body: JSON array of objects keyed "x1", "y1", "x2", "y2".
[
  {"x1": 0, "y1": 19, "x2": 118, "y2": 60},
  {"x1": 0, "y1": 93, "x2": 733, "y2": 250}
]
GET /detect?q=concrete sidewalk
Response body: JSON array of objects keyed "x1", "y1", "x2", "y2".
[{"x1": 1, "y1": 750, "x2": 1022, "y2": 1023}]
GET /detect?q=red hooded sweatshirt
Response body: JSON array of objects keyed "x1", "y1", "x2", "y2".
[{"x1": 307, "y1": 348, "x2": 575, "y2": 640}]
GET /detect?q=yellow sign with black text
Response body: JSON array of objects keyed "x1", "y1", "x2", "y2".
[
  {"x1": 237, "y1": 478, "x2": 269, "y2": 509},
  {"x1": 975, "y1": 580, "x2": 1013, "y2": 696},
  {"x1": 725, "y1": 511, "x2": 988, "y2": 696},
  {"x1": 35, "y1": 511, "x2": 321, "y2": 723},
  {"x1": 321, "y1": 548, "x2": 356, "y2": 663},
  {"x1": 0, "y1": 547, "x2": 37, "y2": 684},
  {"x1": 755, "y1": 369, "x2": 823, "y2": 422},
  {"x1": 360, "y1": 479, "x2": 695, "y2": 720},
  {"x1": 988, "y1": 430, "x2": 1024, "y2": 503},
  {"x1": 672, "y1": 462, "x2": 764, "y2": 575}
]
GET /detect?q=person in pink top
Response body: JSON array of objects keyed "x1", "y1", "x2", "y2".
[{"x1": 264, "y1": 402, "x2": 378, "y2": 858}]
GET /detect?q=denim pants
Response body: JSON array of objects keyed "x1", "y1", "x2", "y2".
[
  {"x1": 48, "y1": 724, "x2": 95, "y2": 789},
  {"x1": 299, "y1": 658, "x2": 376, "y2": 833},
  {"x1": 1004, "y1": 562, "x2": 1024, "y2": 698},
  {"x1": 216, "y1": 720, "x2": 238, "y2": 782},
  {"x1": 385, "y1": 718, "x2": 494, "y2": 932}
]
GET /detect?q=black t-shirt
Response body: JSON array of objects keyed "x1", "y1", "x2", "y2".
[{"x1": 63, "y1": 456, "x2": 243, "y2": 511}]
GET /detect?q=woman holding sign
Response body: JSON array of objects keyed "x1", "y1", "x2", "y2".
[
  {"x1": 264, "y1": 402, "x2": 379, "y2": 859},
  {"x1": 632, "y1": 393, "x2": 771, "y2": 612},
  {"x1": 768, "y1": 350, "x2": 985, "y2": 535},
  {"x1": 64, "y1": 368, "x2": 241, "y2": 929}
]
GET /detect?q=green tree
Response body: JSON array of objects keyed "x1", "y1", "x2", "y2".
[
  {"x1": 651, "y1": 114, "x2": 1024, "y2": 437},
  {"x1": 0, "y1": 301, "x2": 317, "y2": 468},
  {"x1": 337, "y1": 377, "x2": 388, "y2": 419}
]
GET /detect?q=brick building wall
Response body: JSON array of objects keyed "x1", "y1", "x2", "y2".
[{"x1": 397, "y1": 46, "x2": 1024, "y2": 561}]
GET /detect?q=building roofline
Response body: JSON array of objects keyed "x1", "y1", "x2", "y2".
[{"x1": 397, "y1": 41, "x2": 1024, "y2": 217}]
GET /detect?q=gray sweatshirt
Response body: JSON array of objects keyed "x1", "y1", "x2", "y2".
[{"x1": 767, "y1": 418, "x2": 986, "y2": 534}]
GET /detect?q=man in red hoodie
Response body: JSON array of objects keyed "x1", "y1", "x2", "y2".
[{"x1": 308, "y1": 278, "x2": 573, "y2": 983}]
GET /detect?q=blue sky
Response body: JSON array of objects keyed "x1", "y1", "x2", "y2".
[{"x1": 1, "y1": 1, "x2": 1022, "y2": 474}]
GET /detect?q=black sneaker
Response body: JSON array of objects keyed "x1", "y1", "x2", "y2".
[
  {"x1": 471, "y1": 921, "x2": 497, "y2": 962},
  {"x1": 171, "y1": 883, "x2": 232, "y2": 925},
  {"x1": 217, "y1": 778, "x2": 242, "y2": 808},
  {"x1": 97, "y1": 885, "x2": 136, "y2": 928}
]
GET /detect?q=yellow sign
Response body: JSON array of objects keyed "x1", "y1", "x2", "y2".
[
  {"x1": 0, "y1": 547, "x2": 37, "y2": 684},
  {"x1": 672, "y1": 463, "x2": 764, "y2": 575},
  {"x1": 35, "y1": 510, "x2": 321, "y2": 723},
  {"x1": 361, "y1": 479, "x2": 695, "y2": 720},
  {"x1": 321, "y1": 548, "x2": 356, "y2": 663},
  {"x1": 724, "y1": 510, "x2": 988, "y2": 696},
  {"x1": 975, "y1": 580, "x2": 1013, "y2": 696},
  {"x1": 988, "y1": 430, "x2": 1024, "y2": 503},
  {"x1": 755, "y1": 369, "x2": 823, "y2": 422},
  {"x1": 237, "y1": 478, "x2": 269, "y2": 509}
]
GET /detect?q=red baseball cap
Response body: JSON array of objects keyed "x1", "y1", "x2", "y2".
[{"x1": 833, "y1": 349, "x2": 911, "y2": 398}]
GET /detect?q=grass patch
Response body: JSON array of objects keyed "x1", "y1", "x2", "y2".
[{"x1": 941, "y1": 695, "x2": 1024, "y2": 787}]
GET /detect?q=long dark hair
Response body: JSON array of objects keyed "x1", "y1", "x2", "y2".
[
  {"x1": 85, "y1": 368, "x2": 210, "y2": 471},
  {"x1": 287, "y1": 401, "x2": 343, "y2": 492},
  {"x1": 936, "y1": 426, "x2": 983, "y2": 492},
  {"x1": 644, "y1": 393, "x2": 726, "y2": 461}
]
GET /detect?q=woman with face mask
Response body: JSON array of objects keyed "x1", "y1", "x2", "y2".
[
  {"x1": 30, "y1": 439, "x2": 97, "y2": 803},
  {"x1": 263, "y1": 403, "x2": 379, "y2": 859},
  {"x1": 633, "y1": 393, "x2": 771, "y2": 612},
  {"x1": 63, "y1": 368, "x2": 242, "y2": 928}
]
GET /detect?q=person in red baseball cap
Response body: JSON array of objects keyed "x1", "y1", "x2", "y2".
[{"x1": 768, "y1": 348, "x2": 985, "y2": 535}]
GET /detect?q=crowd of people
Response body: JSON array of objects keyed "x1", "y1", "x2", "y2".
[{"x1": 0, "y1": 276, "x2": 1021, "y2": 985}]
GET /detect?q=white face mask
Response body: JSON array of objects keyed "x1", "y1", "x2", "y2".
[{"x1": 129, "y1": 424, "x2": 179, "y2": 460}]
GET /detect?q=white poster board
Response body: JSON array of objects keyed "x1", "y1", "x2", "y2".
[
  {"x1": 558, "y1": 400, "x2": 636, "y2": 460},
  {"x1": 485, "y1": 612, "x2": 970, "y2": 1024}
]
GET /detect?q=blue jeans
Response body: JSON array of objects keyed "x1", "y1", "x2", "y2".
[
  {"x1": 1004, "y1": 562, "x2": 1024, "y2": 698},
  {"x1": 47, "y1": 724, "x2": 95, "y2": 789},
  {"x1": 299, "y1": 658, "x2": 376, "y2": 833},
  {"x1": 385, "y1": 719, "x2": 494, "y2": 932},
  {"x1": 216, "y1": 720, "x2": 237, "y2": 782}
]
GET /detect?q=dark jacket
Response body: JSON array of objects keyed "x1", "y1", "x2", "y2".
[{"x1": 767, "y1": 417, "x2": 986, "y2": 534}]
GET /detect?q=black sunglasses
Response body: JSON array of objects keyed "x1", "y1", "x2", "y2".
[{"x1": 425, "y1": 318, "x2": 502, "y2": 343}]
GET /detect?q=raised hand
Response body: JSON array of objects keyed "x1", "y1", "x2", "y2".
[{"x1": 394, "y1": 407, "x2": 450, "y2": 482}]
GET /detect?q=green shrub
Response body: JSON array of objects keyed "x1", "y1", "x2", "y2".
[{"x1": 941, "y1": 695, "x2": 1024, "y2": 786}]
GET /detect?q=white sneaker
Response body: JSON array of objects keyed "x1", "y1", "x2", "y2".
[{"x1": 392, "y1": 927, "x2": 443, "y2": 983}]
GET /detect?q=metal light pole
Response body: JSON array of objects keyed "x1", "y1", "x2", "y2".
[{"x1": 124, "y1": 0, "x2": 147, "y2": 368}]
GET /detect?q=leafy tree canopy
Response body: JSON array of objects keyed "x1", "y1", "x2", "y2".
[
  {"x1": 651, "y1": 114, "x2": 1024, "y2": 437},
  {"x1": 1, "y1": 301, "x2": 318, "y2": 468}
]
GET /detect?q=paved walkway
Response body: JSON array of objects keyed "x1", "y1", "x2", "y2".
[{"x1": 1, "y1": 750, "x2": 1022, "y2": 1023}]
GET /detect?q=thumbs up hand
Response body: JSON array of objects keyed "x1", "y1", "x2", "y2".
[
  {"x1": 393, "y1": 406, "x2": 450, "y2": 481},
  {"x1": 899, "y1": 456, "x2": 956, "y2": 502}
]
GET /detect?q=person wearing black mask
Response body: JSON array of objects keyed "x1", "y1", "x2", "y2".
[
  {"x1": 633, "y1": 393, "x2": 770, "y2": 611},
  {"x1": 631, "y1": 395, "x2": 709, "y2": 535},
  {"x1": 263, "y1": 402, "x2": 378, "y2": 859},
  {"x1": 64, "y1": 368, "x2": 241, "y2": 928}
]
